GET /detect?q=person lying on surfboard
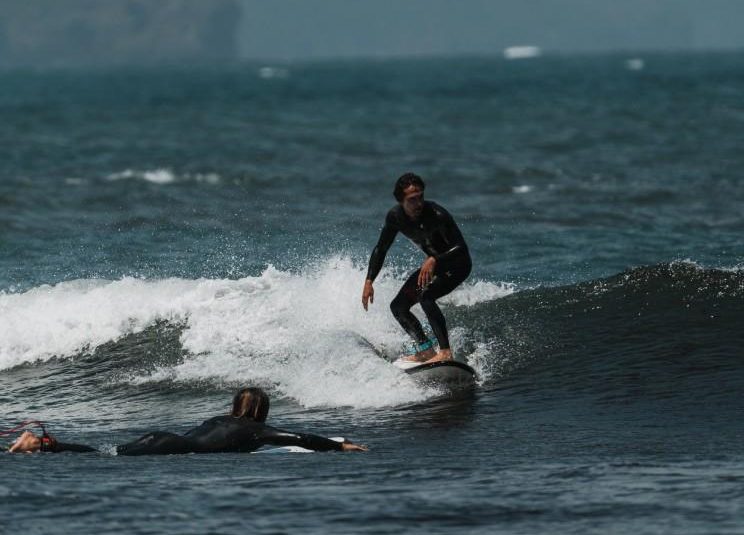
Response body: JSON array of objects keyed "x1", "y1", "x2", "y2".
[
  {"x1": 5, "y1": 387, "x2": 367, "y2": 454},
  {"x1": 362, "y1": 173, "x2": 472, "y2": 364}
]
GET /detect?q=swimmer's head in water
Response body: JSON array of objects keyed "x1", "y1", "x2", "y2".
[{"x1": 231, "y1": 387, "x2": 270, "y2": 422}]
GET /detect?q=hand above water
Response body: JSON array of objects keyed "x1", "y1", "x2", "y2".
[
  {"x1": 342, "y1": 440, "x2": 369, "y2": 452},
  {"x1": 417, "y1": 256, "x2": 437, "y2": 289},
  {"x1": 362, "y1": 280, "x2": 374, "y2": 311}
]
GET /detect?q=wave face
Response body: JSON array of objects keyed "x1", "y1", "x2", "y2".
[
  {"x1": 2, "y1": 260, "x2": 742, "y2": 425},
  {"x1": 462, "y1": 262, "x2": 744, "y2": 418},
  {"x1": 0, "y1": 257, "x2": 510, "y2": 415}
]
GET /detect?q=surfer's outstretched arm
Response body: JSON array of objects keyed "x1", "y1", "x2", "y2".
[{"x1": 257, "y1": 426, "x2": 367, "y2": 452}]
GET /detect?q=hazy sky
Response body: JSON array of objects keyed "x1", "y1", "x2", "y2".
[{"x1": 239, "y1": 0, "x2": 744, "y2": 60}]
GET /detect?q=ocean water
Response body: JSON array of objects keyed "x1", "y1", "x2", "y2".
[{"x1": 2, "y1": 52, "x2": 744, "y2": 534}]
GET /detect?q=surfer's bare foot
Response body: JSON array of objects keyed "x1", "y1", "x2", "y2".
[
  {"x1": 400, "y1": 347, "x2": 436, "y2": 362},
  {"x1": 424, "y1": 349, "x2": 453, "y2": 363}
]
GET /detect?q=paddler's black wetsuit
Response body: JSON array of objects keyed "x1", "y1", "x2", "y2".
[
  {"x1": 116, "y1": 416, "x2": 345, "y2": 456},
  {"x1": 367, "y1": 200, "x2": 471, "y2": 350},
  {"x1": 41, "y1": 440, "x2": 97, "y2": 453}
]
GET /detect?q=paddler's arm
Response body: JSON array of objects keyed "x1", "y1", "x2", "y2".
[
  {"x1": 258, "y1": 426, "x2": 368, "y2": 452},
  {"x1": 362, "y1": 212, "x2": 398, "y2": 310},
  {"x1": 49, "y1": 442, "x2": 97, "y2": 453}
]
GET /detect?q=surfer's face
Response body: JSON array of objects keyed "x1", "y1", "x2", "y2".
[{"x1": 401, "y1": 185, "x2": 424, "y2": 220}]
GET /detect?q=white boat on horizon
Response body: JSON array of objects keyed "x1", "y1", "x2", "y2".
[{"x1": 503, "y1": 45, "x2": 542, "y2": 60}]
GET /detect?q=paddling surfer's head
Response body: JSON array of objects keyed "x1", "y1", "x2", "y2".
[
  {"x1": 231, "y1": 387, "x2": 270, "y2": 422},
  {"x1": 394, "y1": 173, "x2": 425, "y2": 220}
]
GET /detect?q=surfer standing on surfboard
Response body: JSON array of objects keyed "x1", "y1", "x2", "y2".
[{"x1": 362, "y1": 173, "x2": 472, "y2": 363}]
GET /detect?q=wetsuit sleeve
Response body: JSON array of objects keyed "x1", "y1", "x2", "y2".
[
  {"x1": 37, "y1": 435, "x2": 97, "y2": 453},
  {"x1": 258, "y1": 425, "x2": 344, "y2": 452},
  {"x1": 432, "y1": 205, "x2": 469, "y2": 262},
  {"x1": 366, "y1": 210, "x2": 398, "y2": 282},
  {"x1": 48, "y1": 442, "x2": 97, "y2": 453}
]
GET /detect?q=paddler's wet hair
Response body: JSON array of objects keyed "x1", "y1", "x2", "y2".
[
  {"x1": 394, "y1": 173, "x2": 425, "y2": 202},
  {"x1": 231, "y1": 387, "x2": 270, "y2": 422}
]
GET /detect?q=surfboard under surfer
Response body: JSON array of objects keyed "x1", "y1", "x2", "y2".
[{"x1": 362, "y1": 173, "x2": 472, "y2": 363}]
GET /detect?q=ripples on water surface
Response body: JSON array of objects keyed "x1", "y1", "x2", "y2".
[{"x1": 2, "y1": 53, "x2": 744, "y2": 533}]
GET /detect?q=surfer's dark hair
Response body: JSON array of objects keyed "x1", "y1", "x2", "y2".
[
  {"x1": 231, "y1": 387, "x2": 270, "y2": 422},
  {"x1": 394, "y1": 173, "x2": 425, "y2": 202}
]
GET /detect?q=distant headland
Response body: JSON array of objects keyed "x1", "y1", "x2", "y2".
[{"x1": 0, "y1": 0, "x2": 240, "y2": 67}]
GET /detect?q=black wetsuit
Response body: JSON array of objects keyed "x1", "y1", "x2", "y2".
[
  {"x1": 116, "y1": 416, "x2": 345, "y2": 456},
  {"x1": 42, "y1": 441, "x2": 97, "y2": 453},
  {"x1": 367, "y1": 200, "x2": 471, "y2": 350}
]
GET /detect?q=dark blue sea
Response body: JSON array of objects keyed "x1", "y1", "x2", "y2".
[{"x1": 2, "y1": 52, "x2": 744, "y2": 534}]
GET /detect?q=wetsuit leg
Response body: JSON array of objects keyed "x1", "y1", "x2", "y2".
[
  {"x1": 390, "y1": 269, "x2": 430, "y2": 346},
  {"x1": 418, "y1": 299, "x2": 449, "y2": 349},
  {"x1": 417, "y1": 257, "x2": 472, "y2": 350},
  {"x1": 116, "y1": 431, "x2": 198, "y2": 456}
]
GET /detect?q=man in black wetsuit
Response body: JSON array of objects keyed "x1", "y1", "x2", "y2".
[
  {"x1": 362, "y1": 173, "x2": 471, "y2": 363},
  {"x1": 119, "y1": 387, "x2": 366, "y2": 455},
  {"x1": 5, "y1": 388, "x2": 367, "y2": 455}
]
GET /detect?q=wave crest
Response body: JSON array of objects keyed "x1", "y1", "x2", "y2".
[{"x1": 0, "y1": 257, "x2": 512, "y2": 408}]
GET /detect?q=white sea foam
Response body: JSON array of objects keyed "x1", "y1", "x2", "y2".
[
  {"x1": 105, "y1": 169, "x2": 220, "y2": 185},
  {"x1": 0, "y1": 257, "x2": 513, "y2": 408},
  {"x1": 440, "y1": 280, "x2": 516, "y2": 306},
  {"x1": 512, "y1": 185, "x2": 533, "y2": 194},
  {"x1": 142, "y1": 169, "x2": 175, "y2": 184},
  {"x1": 107, "y1": 168, "x2": 175, "y2": 184},
  {"x1": 0, "y1": 277, "x2": 194, "y2": 369}
]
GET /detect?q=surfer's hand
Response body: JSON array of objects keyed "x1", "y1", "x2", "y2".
[
  {"x1": 342, "y1": 441, "x2": 368, "y2": 452},
  {"x1": 9, "y1": 431, "x2": 41, "y2": 454},
  {"x1": 362, "y1": 280, "x2": 374, "y2": 311},
  {"x1": 418, "y1": 257, "x2": 437, "y2": 289}
]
